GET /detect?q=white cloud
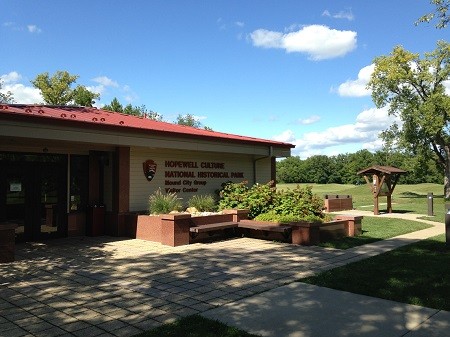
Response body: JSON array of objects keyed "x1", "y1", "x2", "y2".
[
  {"x1": 27, "y1": 25, "x2": 42, "y2": 33},
  {"x1": 217, "y1": 18, "x2": 245, "y2": 31},
  {"x1": 337, "y1": 64, "x2": 374, "y2": 97},
  {"x1": 92, "y1": 76, "x2": 119, "y2": 88},
  {"x1": 0, "y1": 71, "x2": 43, "y2": 103},
  {"x1": 298, "y1": 115, "x2": 320, "y2": 125},
  {"x1": 1, "y1": 83, "x2": 43, "y2": 104},
  {"x1": 322, "y1": 9, "x2": 354, "y2": 21},
  {"x1": 273, "y1": 129, "x2": 296, "y2": 143},
  {"x1": 88, "y1": 76, "x2": 120, "y2": 96},
  {"x1": 277, "y1": 106, "x2": 399, "y2": 158},
  {"x1": 444, "y1": 80, "x2": 450, "y2": 95},
  {"x1": 1, "y1": 71, "x2": 22, "y2": 84},
  {"x1": 3, "y1": 22, "x2": 42, "y2": 33},
  {"x1": 250, "y1": 25, "x2": 357, "y2": 60}
]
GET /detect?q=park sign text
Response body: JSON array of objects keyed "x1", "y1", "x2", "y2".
[{"x1": 164, "y1": 160, "x2": 244, "y2": 193}]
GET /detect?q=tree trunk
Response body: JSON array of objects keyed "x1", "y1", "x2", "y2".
[{"x1": 445, "y1": 162, "x2": 450, "y2": 200}]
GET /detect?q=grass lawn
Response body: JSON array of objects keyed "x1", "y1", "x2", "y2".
[
  {"x1": 301, "y1": 234, "x2": 450, "y2": 311},
  {"x1": 319, "y1": 217, "x2": 433, "y2": 249},
  {"x1": 134, "y1": 315, "x2": 259, "y2": 337},
  {"x1": 278, "y1": 183, "x2": 446, "y2": 222}
]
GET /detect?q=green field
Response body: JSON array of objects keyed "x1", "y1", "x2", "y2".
[{"x1": 277, "y1": 183, "x2": 446, "y2": 222}]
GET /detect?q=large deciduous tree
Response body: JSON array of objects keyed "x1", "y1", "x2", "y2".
[
  {"x1": 368, "y1": 41, "x2": 450, "y2": 197},
  {"x1": 417, "y1": 0, "x2": 449, "y2": 28},
  {"x1": 31, "y1": 70, "x2": 99, "y2": 106}
]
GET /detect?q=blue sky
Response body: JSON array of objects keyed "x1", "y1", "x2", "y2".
[{"x1": 1, "y1": 1, "x2": 448, "y2": 158}]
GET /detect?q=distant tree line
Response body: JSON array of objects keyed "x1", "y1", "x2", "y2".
[{"x1": 276, "y1": 149, "x2": 443, "y2": 185}]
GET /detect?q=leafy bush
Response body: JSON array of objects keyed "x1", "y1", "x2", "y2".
[
  {"x1": 272, "y1": 185, "x2": 324, "y2": 220},
  {"x1": 148, "y1": 188, "x2": 182, "y2": 215},
  {"x1": 219, "y1": 181, "x2": 326, "y2": 221},
  {"x1": 218, "y1": 181, "x2": 275, "y2": 218},
  {"x1": 187, "y1": 194, "x2": 217, "y2": 212}
]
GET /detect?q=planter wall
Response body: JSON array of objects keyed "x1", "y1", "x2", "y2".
[
  {"x1": 136, "y1": 210, "x2": 249, "y2": 247},
  {"x1": 0, "y1": 222, "x2": 17, "y2": 263},
  {"x1": 135, "y1": 209, "x2": 362, "y2": 247}
]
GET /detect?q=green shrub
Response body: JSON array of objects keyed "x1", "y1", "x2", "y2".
[
  {"x1": 218, "y1": 181, "x2": 275, "y2": 219},
  {"x1": 187, "y1": 194, "x2": 217, "y2": 212},
  {"x1": 219, "y1": 181, "x2": 325, "y2": 221},
  {"x1": 254, "y1": 211, "x2": 324, "y2": 223},
  {"x1": 272, "y1": 185, "x2": 325, "y2": 220},
  {"x1": 148, "y1": 188, "x2": 182, "y2": 215}
]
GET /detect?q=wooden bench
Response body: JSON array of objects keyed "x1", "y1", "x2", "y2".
[
  {"x1": 189, "y1": 221, "x2": 239, "y2": 238},
  {"x1": 238, "y1": 221, "x2": 292, "y2": 240}
]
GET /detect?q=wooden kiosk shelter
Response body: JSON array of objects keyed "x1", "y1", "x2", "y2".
[{"x1": 357, "y1": 165, "x2": 407, "y2": 215}]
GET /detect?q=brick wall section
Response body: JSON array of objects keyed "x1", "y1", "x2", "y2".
[{"x1": 324, "y1": 195, "x2": 353, "y2": 212}]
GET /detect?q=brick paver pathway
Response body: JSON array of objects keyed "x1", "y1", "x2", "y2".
[{"x1": 0, "y1": 214, "x2": 445, "y2": 337}]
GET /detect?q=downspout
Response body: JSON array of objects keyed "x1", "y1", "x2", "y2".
[{"x1": 253, "y1": 146, "x2": 273, "y2": 184}]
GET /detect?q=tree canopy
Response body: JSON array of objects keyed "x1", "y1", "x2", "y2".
[
  {"x1": 276, "y1": 150, "x2": 443, "y2": 185},
  {"x1": 367, "y1": 41, "x2": 450, "y2": 196},
  {"x1": 102, "y1": 97, "x2": 163, "y2": 121},
  {"x1": 417, "y1": 0, "x2": 449, "y2": 28},
  {"x1": 31, "y1": 70, "x2": 99, "y2": 106},
  {"x1": 176, "y1": 113, "x2": 213, "y2": 130},
  {"x1": 0, "y1": 80, "x2": 15, "y2": 104}
]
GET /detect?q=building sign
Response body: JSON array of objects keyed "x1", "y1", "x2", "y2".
[
  {"x1": 163, "y1": 160, "x2": 244, "y2": 193},
  {"x1": 143, "y1": 160, "x2": 158, "y2": 182}
]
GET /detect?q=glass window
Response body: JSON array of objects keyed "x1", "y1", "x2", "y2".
[{"x1": 70, "y1": 155, "x2": 89, "y2": 212}]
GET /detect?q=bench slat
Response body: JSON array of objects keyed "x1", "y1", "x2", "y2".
[
  {"x1": 190, "y1": 222, "x2": 239, "y2": 233},
  {"x1": 238, "y1": 222, "x2": 291, "y2": 233}
]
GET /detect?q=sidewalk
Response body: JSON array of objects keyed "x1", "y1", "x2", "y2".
[
  {"x1": 202, "y1": 211, "x2": 449, "y2": 337},
  {"x1": 202, "y1": 282, "x2": 450, "y2": 337}
]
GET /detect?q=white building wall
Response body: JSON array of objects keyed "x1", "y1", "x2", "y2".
[
  {"x1": 254, "y1": 157, "x2": 273, "y2": 184},
  {"x1": 130, "y1": 147, "x2": 258, "y2": 212}
]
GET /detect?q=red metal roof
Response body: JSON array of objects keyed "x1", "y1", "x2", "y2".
[{"x1": 0, "y1": 104, "x2": 294, "y2": 148}]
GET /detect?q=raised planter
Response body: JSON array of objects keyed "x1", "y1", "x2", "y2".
[
  {"x1": 0, "y1": 222, "x2": 18, "y2": 263},
  {"x1": 135, "y1": 209, "x2": 362, "y2": 247},
  {"x1": 136, "y1": 209, "x2": 249, "y2": 247}
]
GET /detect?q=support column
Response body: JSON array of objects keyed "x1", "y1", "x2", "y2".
[{"x1": 109, "y1": 146, "x2": 130, "y2": 236}]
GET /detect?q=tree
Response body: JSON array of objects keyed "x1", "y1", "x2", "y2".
[
  {"x1": 175, "y1": 113, "x2": 212, "y2": 130},
  {"x1": 417, "y1": 0, "x2": 449, "y2": 28},
  {"x1": 103, "y1": 97, "x2": 163, "y2": 121},
  {"x1": 0, "y1": 80, "x2": 15, "y2": 104},
  {"x1": 73, "y1": 85, "x2": 99, "y2": 107},
  {"x1": 276, "y1": 156, "x2": 305, "y2": 183},
  {"x1": 176, "y1": 113, "x2": 202, "y2": 128},
  {"x1": 31, "y1": 70, "x2": 99, "y2": 106},
  {"x1": 368, "y1": 41, "x2": 450, "y2": 197},
  {"x1": 103, "y1": 97, "x2": 123, "y2": 112}
]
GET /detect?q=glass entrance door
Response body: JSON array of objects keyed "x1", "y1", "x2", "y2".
[
  {"x1": 37, "y1": 163, "x2": 67, "y2": 240},
  {"x1": 0, "y1": 154, "x2": 67, "y2": 242}
]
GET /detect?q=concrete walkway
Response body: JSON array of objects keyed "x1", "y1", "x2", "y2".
[
  {"x1": 203, "y1": 211, "x2": 449, "y2": 337},
  {"x1": 0, "y1": 211, "x2": 447, "y2": 336}
]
